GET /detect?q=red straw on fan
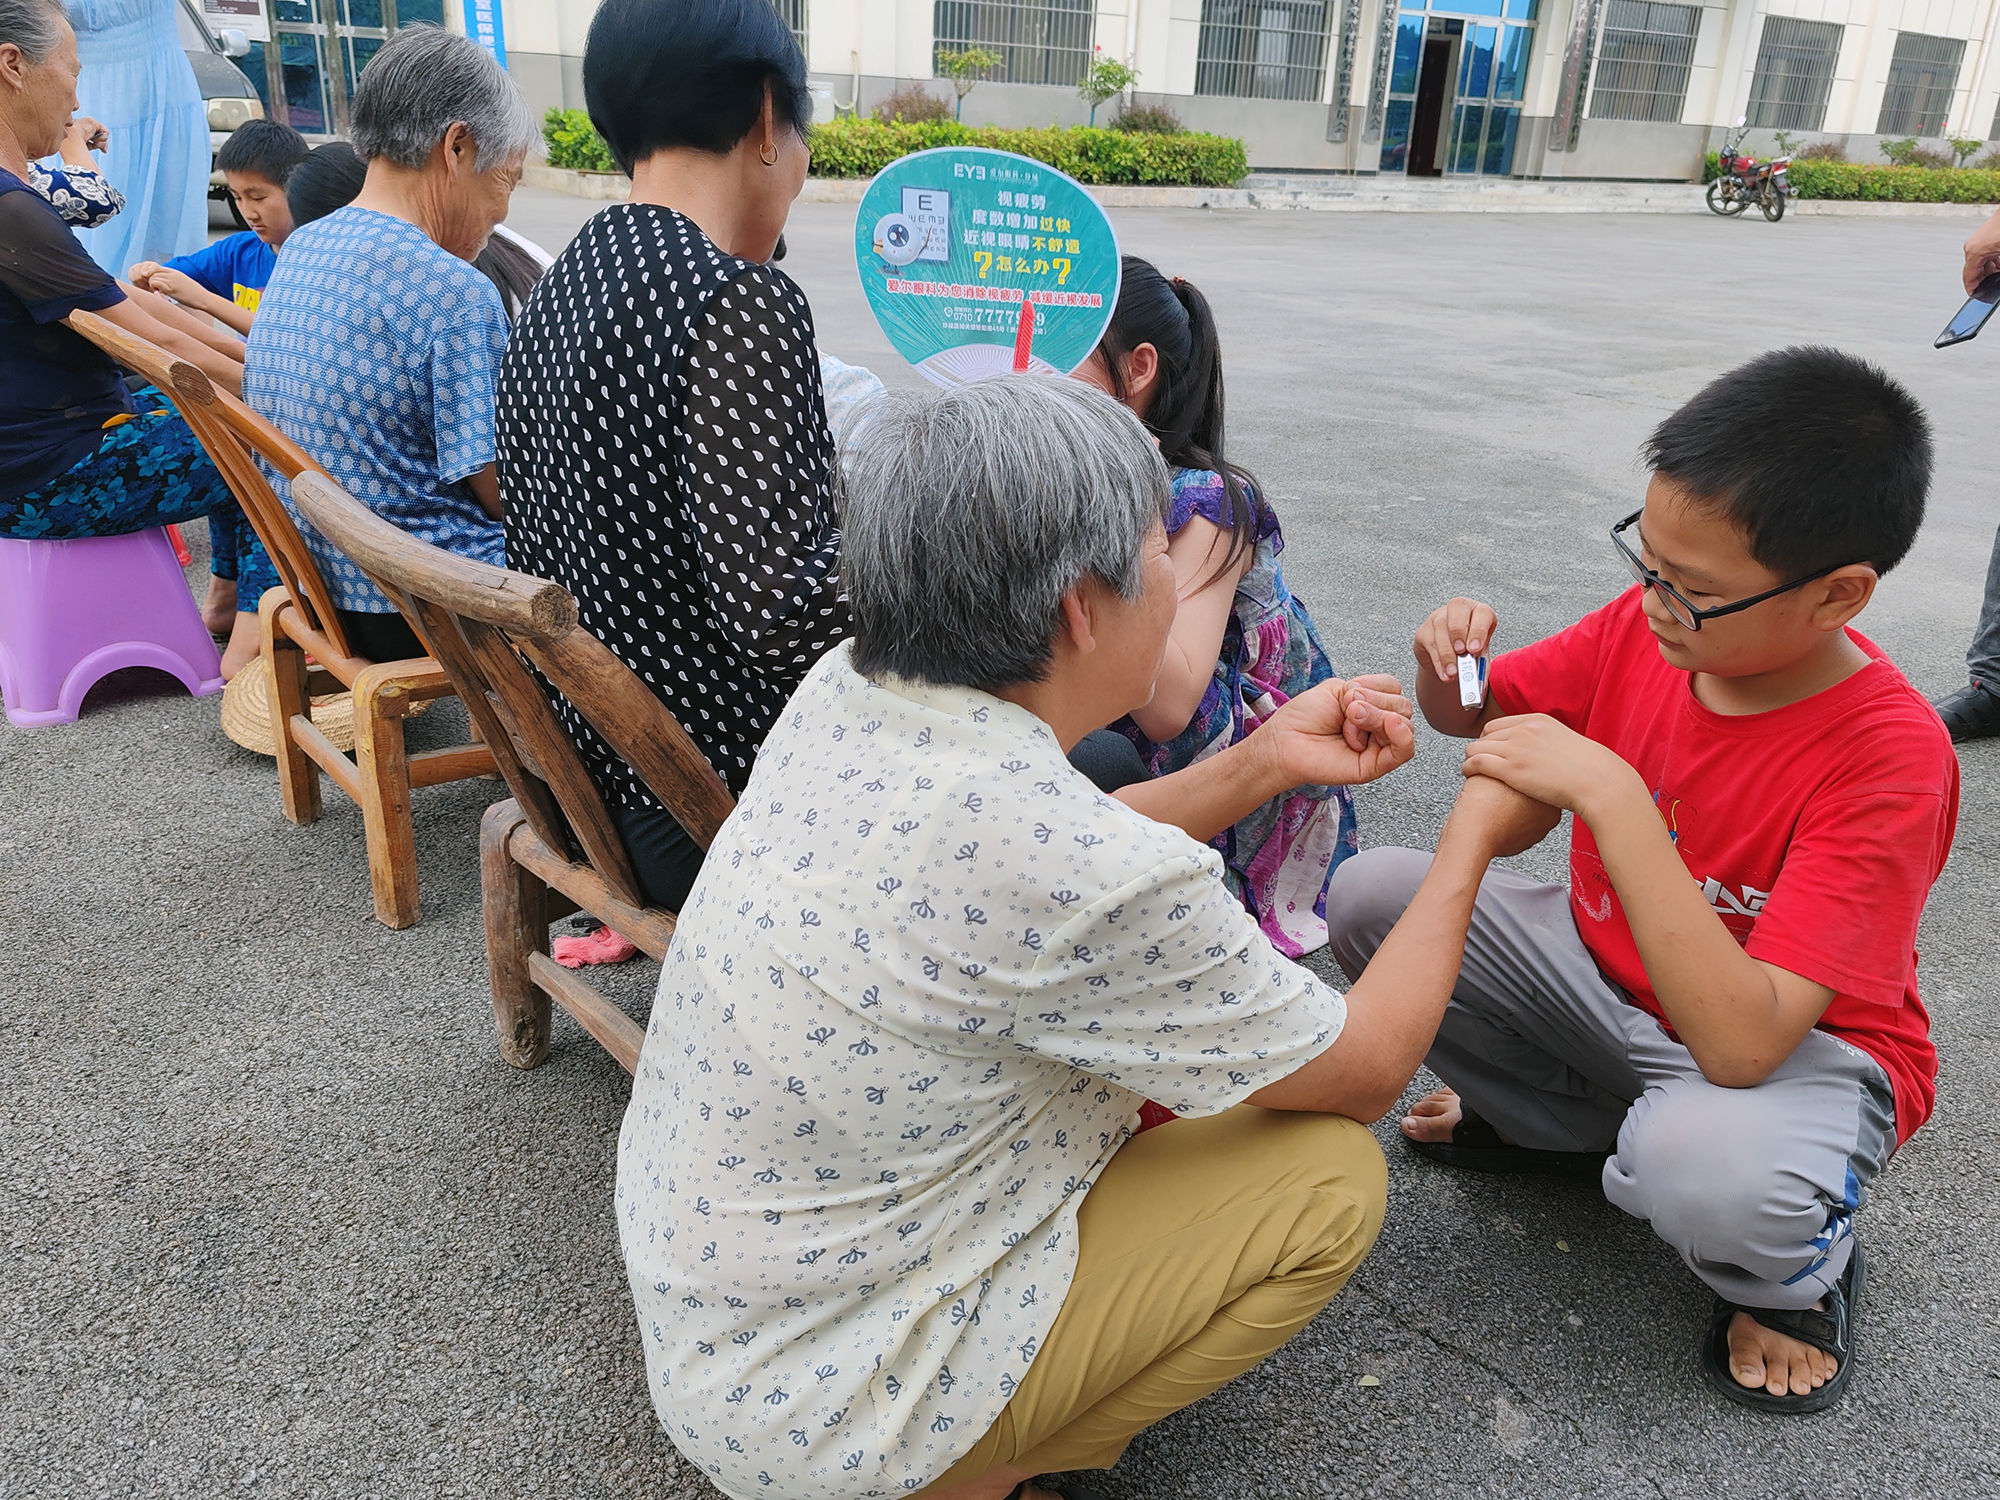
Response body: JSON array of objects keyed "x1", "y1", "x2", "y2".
[
  {"x1": 165, "y1": 523, "x2": 192, "y2": 566},
  {"x1": 1011, "y1": 296, "x2": 1035, "y2": 372}
]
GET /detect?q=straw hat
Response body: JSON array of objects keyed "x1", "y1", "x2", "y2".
[{"x1": 219, "y1": 654, "x2": 427, "y2": 756}]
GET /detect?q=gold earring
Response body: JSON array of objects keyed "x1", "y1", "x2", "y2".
[{"x1": 760, "y1": 139, "x2": 780, "y2": 166}]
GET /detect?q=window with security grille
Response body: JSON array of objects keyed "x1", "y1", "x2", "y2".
[
  {"x1": 1588, "y1": 0, "x2": 1700, "y2": 123},
  {"x1": 771, "y1": 0, "x2": 808, "y2": 59},
  {"x1": 1195, "y1": 0, "x2": 1336, "y2": 101},
  {"x1": 1744, "y1": 16, "x2": 1843, "y2": 131},
  {"x1": 933, "y1": 0, "x2": 1096, "y2": 88},
  {"x1": 1876, "y1": 33, "x2": 1964, "y2": 136}
]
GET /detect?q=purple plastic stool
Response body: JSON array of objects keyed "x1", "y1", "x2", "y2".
[{"x1": 0, "y1": 528, "x2": 223, "y2": 728}]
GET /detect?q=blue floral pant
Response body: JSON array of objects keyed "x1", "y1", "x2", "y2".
[
  {"x1": 2, "y1": 388, "x2": 237, "y2": 569},
  {"x1": 205, "y1": 490, "x2": 279, "y2": 605}
]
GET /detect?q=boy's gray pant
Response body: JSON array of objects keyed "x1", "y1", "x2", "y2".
[
  {"x1": 1968, "y1": 520, "x2": 2000, "y2": 691},
  {"x1": 1327, "y1": 848, "x2": 1896, "y2": 1312}
]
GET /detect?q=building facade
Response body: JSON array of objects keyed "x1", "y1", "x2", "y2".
[{"x1": 250, "y1": 0, "x2": 2000, "y2": 181}]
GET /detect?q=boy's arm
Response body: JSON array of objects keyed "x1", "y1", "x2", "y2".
[
  {"x1": 130, "y1": 266, "x2": 253, "y2": 336},
  {"x1": 1414, "y1": 596, "x2": 1503, "y2": 738},
  {"x1": 96, "y1": 290, "x2": 246, "y2": 396},
  {"x1": 1463, "y1": 714, "x2": 1834, "y2": 1087}
]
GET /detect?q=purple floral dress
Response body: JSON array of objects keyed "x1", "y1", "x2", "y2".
[{"x1": 1116, "y1": 468, "x2": 1359, "y2": 957}]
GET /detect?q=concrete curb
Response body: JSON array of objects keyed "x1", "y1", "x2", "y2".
[
  {"x1": 523, "y1": 164, "x2": 629, "y2": 201},
  {"x1": 526, "y1": 164, "x2": 1997, "y2": 218},
  {"x1": 1786, "y1": 198, "x2": 1994, "y2": 217}
]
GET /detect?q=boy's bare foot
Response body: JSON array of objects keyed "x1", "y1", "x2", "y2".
[
  {"x1": 201, "y1": 574, "x2": 238, "y2": 637},
  {"x1": 1725, "y1": 1308, "x2": 1840, "y2": 1396},
  {"x1": 1411, "y1": 1094, "x2": 1851, "y2": 1406}
]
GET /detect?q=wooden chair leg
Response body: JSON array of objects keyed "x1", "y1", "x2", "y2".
[
  {"x1": 353, "y1": 664, "x2": 421, "y2": 929},
  {"x1": 481, "y1": 799, "x2": 552, "y2": 1069},
  {"x1": 264, "y1": 597, "x2": 321, "y2": 826}
]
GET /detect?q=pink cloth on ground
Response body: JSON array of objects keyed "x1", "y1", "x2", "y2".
[{"x1": 551, "y1": 926, "x2": 638, "y2": 968}]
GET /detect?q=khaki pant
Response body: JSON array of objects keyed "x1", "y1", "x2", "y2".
[{"x1": 921, "y1": 1105, "x2": 1387, "y2": 1492}]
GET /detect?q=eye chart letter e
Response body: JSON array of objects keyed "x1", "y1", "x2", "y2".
[
  {"x1": 901, "y1": 188, "x2": 951, "y2": 262},
  {"x1": 856, "y1": 147, "x2": 1120, "y2": 387}
]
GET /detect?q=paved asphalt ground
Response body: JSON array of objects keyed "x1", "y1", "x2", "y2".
[{"x1": 3, "y1": 192, "x2": 1996, "y2": 1500}]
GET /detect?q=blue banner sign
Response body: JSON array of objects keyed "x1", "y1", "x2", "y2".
[{"x1": 462, "y1": 0, "x2": 507, "y2": 68}]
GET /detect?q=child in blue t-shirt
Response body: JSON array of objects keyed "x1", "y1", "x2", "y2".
[
  {"x1": 127, "y1": 119, "x2": 307, "y2": 646},
  {"x1": 127, "y1": 119, "x2": 306, "y2": 337}
]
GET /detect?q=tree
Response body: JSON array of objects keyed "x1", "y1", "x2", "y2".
[
  {"x1": 1950, "y1": 135, "x2": 1984, "y2": 168},
  {"x1": 1079, "y1": 47, "x2": 1138, "y2": 127},
  {"x1": 934, "y1": 46, "x2": 1003, "y2": 122},
  {"x1": 1772, "y1": 130, "x2": 1799, "y2": 156}
]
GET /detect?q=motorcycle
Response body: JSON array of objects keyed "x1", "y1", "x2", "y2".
[{"x1": 1706, "y1": 119, "x2": 1792, "y2": 221}]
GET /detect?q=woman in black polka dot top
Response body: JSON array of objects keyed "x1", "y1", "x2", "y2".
[{"x1": 495, "y1": 0, "x2": 845, "y2": 909}]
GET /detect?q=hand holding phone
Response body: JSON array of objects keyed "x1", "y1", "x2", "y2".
[{"x1": 1936, "y1": 271, "x2": 2000, "y2": 348}]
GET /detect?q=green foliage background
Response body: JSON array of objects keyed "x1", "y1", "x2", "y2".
[
  {"x1": 1785, "y1": 161, "x2": 2000, "y2": 201},
  {"x1": 544, "y1": 108, "x2": 618, "y2": 173},
  {"x1": 540, "y1": 111, "x2": 1245, "y2": 186},
  {"x1": 1703, "y1": 150, "x2": 2000, "y2": 202},
  {"x1": 807, "y1": 119, "x2": 1246, "y2": 185}
]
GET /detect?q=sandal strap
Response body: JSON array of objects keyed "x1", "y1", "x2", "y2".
[
  {"x1": 1450, "y1": 1106, "x2": 1507, "y2": 1149},
  {"x1": 1726, "y1": 1273, "x2": 1851, "y2": 1362},
  {"x1": 1739, "y1": 1298, "x2": 1843, "y2": 1358}
]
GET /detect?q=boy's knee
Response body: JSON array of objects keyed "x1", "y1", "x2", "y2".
[
  {"x1": 1326, "y1": 847, "x2": 1430, "y2": 982},
  {"x1": 1608, "y1": 1086, "x2": 1812, "y2": 1248}
]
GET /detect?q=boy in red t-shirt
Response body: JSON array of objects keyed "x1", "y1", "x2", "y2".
[{"x1": 1327, "y1": 347, "x2": 1957, "y2": 1415}]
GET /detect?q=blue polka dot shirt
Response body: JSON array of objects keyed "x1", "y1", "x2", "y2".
[{"x1": 244, "y1": 206, "x2": 508, "y2": 614}]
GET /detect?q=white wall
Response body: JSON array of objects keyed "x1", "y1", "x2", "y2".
[{"x1": 496, "y1": 0, "x2": 2000, "y2": 173}]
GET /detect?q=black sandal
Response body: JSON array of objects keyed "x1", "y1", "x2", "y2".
[
  {"x1": 1400, "y1": 1103, "x2": 1610, "y2": 1180},
  {"x1": 1701, "y1": 1241, "x2": 1864, "y2": 1414},
  {"x1": 1005, "y1": 1482, "x2": 1111, "y2": 1500}
]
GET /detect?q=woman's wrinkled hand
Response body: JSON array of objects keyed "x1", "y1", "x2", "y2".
[
  {"x1": 70, "y1": 116, "x2": 109, "y2": 153},
  {"x1": 1444, "y1": 771, "x2": 1561, "y2": 859},
  {"x1": 1259, "y1": 676, "x2": 1416, "y2": 789}
]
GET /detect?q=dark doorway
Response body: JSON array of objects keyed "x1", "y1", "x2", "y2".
[{"x1": 1408, "y1": 39, "x2": 1452, "y2": 177}]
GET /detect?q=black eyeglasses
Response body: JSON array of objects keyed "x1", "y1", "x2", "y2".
[{"x1": 1609, "y1": 510, "x2": 1854, "y2": 631}]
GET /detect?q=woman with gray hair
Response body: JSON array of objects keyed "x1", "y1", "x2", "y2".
[
  {"x1": 243, "y1": 24, "x2": 538, "y2": 666},
  {"x1": 615, "y1": 376, "x2": 1559, "y2": 1500}
]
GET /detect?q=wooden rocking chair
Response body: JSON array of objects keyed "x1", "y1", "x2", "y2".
[
  {"x1": 286, "y1": 468, "x2": 735, "y2": 1073},
  {"x1": 64, "y1": 309, "x2": 497, "y2": 929}
]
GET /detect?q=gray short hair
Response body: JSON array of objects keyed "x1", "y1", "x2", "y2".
[
  {"x1": 350, "y1": 25, "x2": 539, "y2": 173},
  {"x1": 0, "y1": 0, "x2": 68, "y2": 63},
  {"x1": 843, "y1": 377, "x2": 1171, "y2": 690}
]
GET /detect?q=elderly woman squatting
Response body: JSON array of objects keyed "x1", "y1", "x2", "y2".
[{"x1": 616, "y1": 377, "x2": 1558, "y2": 1500}]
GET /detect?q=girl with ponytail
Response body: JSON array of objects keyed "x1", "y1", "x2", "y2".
[{"x1": 1074, "y1": 254, "x2": 1358, "y2": 956}]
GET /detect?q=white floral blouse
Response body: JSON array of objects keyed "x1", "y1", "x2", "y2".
[{"x1": 616, "y1": 644, "x2": 1347, "y2": 1500}]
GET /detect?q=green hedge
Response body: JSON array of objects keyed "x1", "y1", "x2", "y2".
[
  {"x1": 1703, "y1": 150, "x2": 2000, "y2": 202},
  {"x1": 544, "y1": 108, "x2": 617, "y2": 174},
  {"x1": 1785, "y1": 160, "x2": 2000, "y2": 202},
  {"x1": 806, "y1": 118, "x2": 1248, "y2": 186},
  {"x1": 539, "y1": 110, "x2": 1251, "y2": 188}
]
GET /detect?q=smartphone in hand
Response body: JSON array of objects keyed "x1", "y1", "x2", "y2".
[{"x1": 1936, "y1": 271, "x2": 2000, "y2": 348}]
